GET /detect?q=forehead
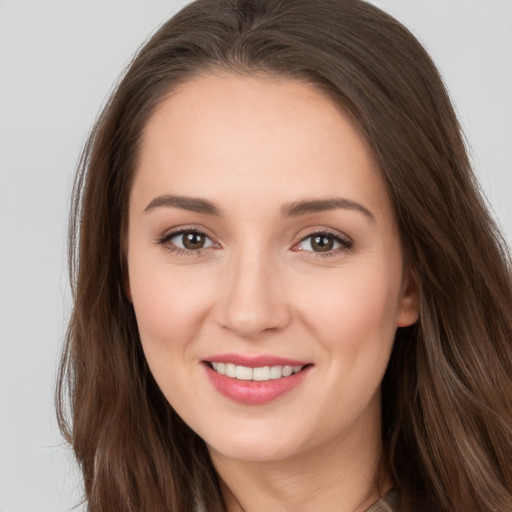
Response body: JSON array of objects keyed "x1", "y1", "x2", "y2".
[
  {"x1": 133, "y1": 73, "x2": 392, "y2": 223},
  {"x1": 142, "y1": 73, "x2": 364, "y2": 160}
]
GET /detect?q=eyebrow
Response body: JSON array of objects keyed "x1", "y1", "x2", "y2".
[
  {"x1": 144, "y1": 194, "x2": 222, "y2": 216},
  {"x1": 281, "y1": 198, "x2": 375, "y2": 222},
  {"x1": 144, "y1": 194, "x2": 375, "y2": 222}
]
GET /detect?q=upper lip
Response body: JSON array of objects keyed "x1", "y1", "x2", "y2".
[{"x1": 203, "y1": 354, "x2": 310, "y2": 368}]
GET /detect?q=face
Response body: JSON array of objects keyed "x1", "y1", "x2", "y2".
[{"x1": 126, "y1": 74, "x2": 418, "y2": 463}]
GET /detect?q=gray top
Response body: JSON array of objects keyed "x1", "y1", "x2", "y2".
[
  {"x1": 365, "y1": 488, "x2": 400, "y2": 512},
  {"x1": 195, "y1": 488, "x2": 400, "y2": 511}
]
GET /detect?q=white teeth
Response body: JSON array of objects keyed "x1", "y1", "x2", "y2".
[
  {"x1": 253, "y1": 366, "x2": 270, "y2": 381},
  {"x1": 210, "y1": 363, "x2": 304, "y2": 381},
  {"x1": 282, "y1": 365, "x2": 293, "y2": 377},
  {"x1": 236, "y1": 365, "x2": 253, "y2": 380},
  {"x1": 269, "y1": 366, "x2": 282, "y2": 379},
  {"x1": 225, "y1": 363, "x2": 236, "y2": 378}
]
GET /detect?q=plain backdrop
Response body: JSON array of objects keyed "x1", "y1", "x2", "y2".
[{"x1": 0, "y1": 1, "x2": 511, "y2": 511}]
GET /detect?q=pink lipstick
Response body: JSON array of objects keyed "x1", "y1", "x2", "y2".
[{"x1": 202, "y1": 354, "x2": 312, "y2": 405}]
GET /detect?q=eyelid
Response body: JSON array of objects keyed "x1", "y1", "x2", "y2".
[
  {"x1": 157, "y1": 224, "x2": 217, "y2": 241},
  {"x1": 292, "y1": 227, "x2": 354, "y2": 255},
  {"x1": 155, "y1": 225, "x2": 220, "y2": 254},
  {"x1": 154, "y1": 225, "x2": 353, "y2": 257}
]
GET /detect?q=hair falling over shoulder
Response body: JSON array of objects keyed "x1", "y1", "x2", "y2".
[{"x1": 56, "y1": 1, "x2": 512, "y2": 511}]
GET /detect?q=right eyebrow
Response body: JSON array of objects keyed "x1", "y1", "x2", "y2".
[
  {"x1": 281, "y1": 197, "x2": 375, "y2": 223},
  {"x1": 144, "y1": 194, "x2": 222, "y2": 216}
]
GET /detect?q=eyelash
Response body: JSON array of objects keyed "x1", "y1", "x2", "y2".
[
  {"x1": 294, "y1": 229, "x2": 354, "y2": 257},
  {"x1": 155, "y1": 228, "x2": 354, "y2": 258},
  {"x1": 155, "y1": 227, "x2": 218, "y2": 257}
]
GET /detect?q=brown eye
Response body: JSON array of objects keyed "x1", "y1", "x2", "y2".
[
  {"x1": 310, "y1": 235, "x2": 334, "y2": 252},
  {"x1": 296, "y1": 232, "x2": 352, "y2": 254},
  {"x1": 168, "y1": 230, "x2": 214, "y2": 251},
  {"x1": 182, "y1": 231, "x2": 206, "y2": 249}
]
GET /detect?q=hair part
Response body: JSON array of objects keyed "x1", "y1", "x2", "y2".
[{"x1": 57, "y1": 1, "x2": 512, "y2": 510}]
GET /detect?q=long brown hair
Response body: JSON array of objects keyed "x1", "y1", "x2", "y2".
[{"x1": 56, "y1": 1, "x2": 512, "y2": 510}]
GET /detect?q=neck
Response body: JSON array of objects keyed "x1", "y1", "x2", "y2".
[{"x1": 209, "y1": 425, "x2": 391, "y2": 512}]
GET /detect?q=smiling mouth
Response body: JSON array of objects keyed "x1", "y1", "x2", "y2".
[
  {"x1": 206, "y1": 362, "x2": 307, "y2": 381},
  {"x1": 203, "y1": 359, "x2": 313, "y2": 404}
]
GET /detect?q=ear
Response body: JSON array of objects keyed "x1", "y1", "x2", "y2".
[{"x1": 396, "y1": 269, "x2": 420, "y2": 327}]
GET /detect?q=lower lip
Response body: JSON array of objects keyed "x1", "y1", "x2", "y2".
[{"x1": 203, "y1": 364, "x2": 311, "y2": 405}]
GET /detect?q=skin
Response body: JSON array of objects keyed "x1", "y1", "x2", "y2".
[{"x1": 126, "y1": 74, "x2": 419, "y2": 512}]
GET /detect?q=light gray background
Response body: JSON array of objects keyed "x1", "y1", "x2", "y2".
[{"x1": 0, "y1": 1, "x2": 511, "y2": 511}]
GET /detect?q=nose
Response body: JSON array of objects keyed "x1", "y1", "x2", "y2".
[{"x1": 217, "y1": 249, "x2": 292, "y2": 338}]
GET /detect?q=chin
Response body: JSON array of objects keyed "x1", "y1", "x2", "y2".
[
  {"x1": 200, "y1": 418, "x2": 319, "y2": 464},
  {"x1": 208, "y1": 439, "x2": 300, "y2": 464}
]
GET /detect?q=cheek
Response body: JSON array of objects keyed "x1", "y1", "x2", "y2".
[
  {"x1": 295, "y1": 259, "x2": 403, "y2": 363},
  {"x1": 293, "y1": 262, "x2": 402, "y2": 429},
  {"x1": 127, "y1": 257, "x2": 219, "y2": 412},
  {"x1": 127, "y1": 252, "x2": 216, "y2": 358}
]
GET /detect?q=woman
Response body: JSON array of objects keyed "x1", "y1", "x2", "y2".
[{"x1": 56, "y1": 0, "x2": 512, "y2": 511}]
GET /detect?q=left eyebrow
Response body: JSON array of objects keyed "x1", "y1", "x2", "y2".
[
  {"x1": 144, "y1": 194, "x2": 222, "y2": 216},
  {"x1": 281, "y1": 197, "x2": 375, "y2": 223}
]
